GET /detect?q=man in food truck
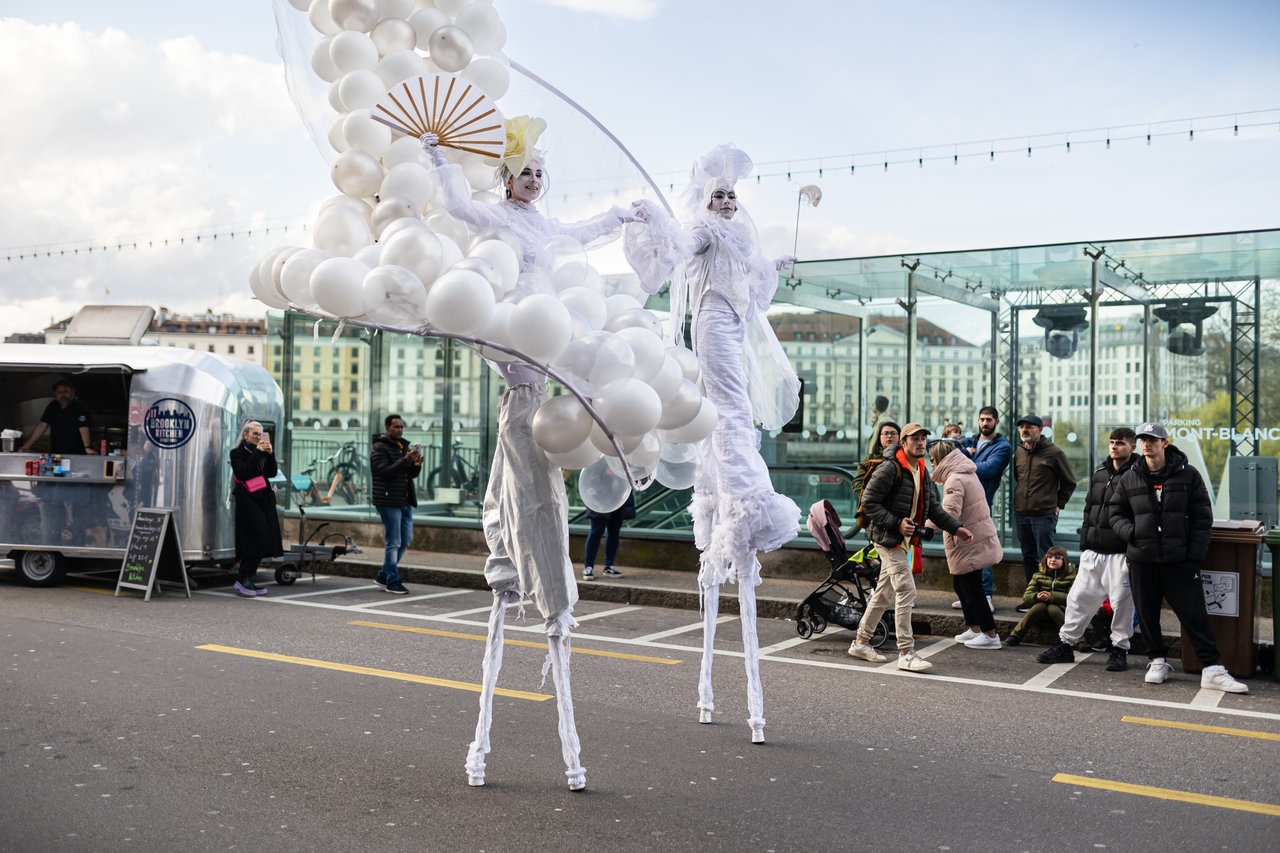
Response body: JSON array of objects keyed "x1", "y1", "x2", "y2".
[{"x1": 19, "y1": 378, "x2": 98, "y2": 455}]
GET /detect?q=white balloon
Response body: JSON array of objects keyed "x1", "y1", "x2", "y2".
[
  {"x1": 559, "y1": 286, "x2": 608, "y2": 331},
  {"x1": 329, "y1": 30, "x2": 379, "y2": 72},
  {"x1": 606, "y1": 306, "x2": 663, "y2": 336},
  {"x1": 337, "y1": 68, "x2": 386, "y2": 110},
  {"x1": 655, "y1": 456, "x2": 697, "y2": 490},
  {"x1": 661, "y1": 398, "x2": 718, "y2": 444},
  {"x1": 310, "y1": 35, "x2": 341, "y2": 82},
  {"x1": 280, "y1": 247, "x2": 329, "y2": 304},
  {"x1": 354, "y1": 242, "x2": 382, "y2": 267},
  {"x1": 362, "y1": 264, "x2": 426, "y2": 325},
  {"x1": 668, "y1": 345, "x2": 701, "y2": 383},
  {"x1": 437, "y1": 232, "x2": 464, "y2": 271},
  {"x1": 450, "y1": 256, "x2": 503, "y2": 299},
  {"x1": 378, "y1": 0, "x2": 414, "y2": 19},
  {"x1": 308, "y1": 0, "x2": 340, "y2": 36},
  {"x1": 508, "y1": 294, "x2": 573, "y2": 362},
  {"x1": 329, "y1": 0, "x2": 379, "y2": 32},
  {"x1": 593, "y1": 378, "x2": 663, "y2": 436},
  {"x1": 331, "y1": 149, "x2": 384, "y2": 197},
  {"x1": 379, "y1": 226, "x2": 443, "y2": 284},
  {"x1": 551, "y1": 260, "x2": 591, "y2": 292},
  {"x1": 407, "y1": 8, "x2": 450, "y2": 49},
  {"x1": 554, "y1": 331, "x2": 635, "y2": 395},
  {"x1": 327, "y1": 114, "x2": 350, "y2": 153},
  {"x1": 251, "y1": 247, "x2": 293, "y2": 308},
  {"x1": 428, "y1": 25, "x2": 474, "y2": 73},
  {"x1": 376, "y1": 49, "x2": 427, "y2": 88},
  {"x1": 462, "y1": 157, "x2": 500, "y2": 191},
  {"x1": 532, "y1": 394, "x2": 594, "y2": 455},
  {"x1": 327, "y1": 78, "x2": 347, "y2": 112},
  {"x1": 384, "y1": 135, "x2": 426, "y2": 168},
  {"x1": 468, "y1": 239, "x2": 519, "y2": 294},
  {"x1": 658, "y1": 379, "x2": 702, "y2": 429},
  {"x1": 615, "y1": 326, "x2": 666, "y2": 381},
  {"x1": 588, "y1": 421, "x2": 645, "y2": 457},
  {"x1": 459, "y1": 56, "x2": 509, "y2": 98},
  {"x1": 645, "y1": 354, "x2": 684, "y2": 403},
  {"x1": 379, "y1": 162, "x2": 436, "y2": 210},
  {"x1": 378, "y1": 215, "x2": 427, "y2": 244},
  {"x1": 424, "y1": 208, "x2": 471, "y2": 248},
  {"x1": 454, "y1": 3, "x2": 503, "y2": 52},
  {"x1": 547, "y1": 438, "x2": 602, "y2": 471},
  {"x1": 578, "y1": 456, "x2": 631, "y2": 513},
  {"x1": 474, "y1": 301, "x2": 518, "y2": 362},
  {"x1": 609, "y1": 431, "x2": 661, "y2": 477},
  {"x1": 660, "y1": 441, "x2": 699, "y2": 464},
  {"x1": 370, "y1": 195, "x2": 419, "y2": 239},
  {"x1": 288, "y1": 0, "x2": 310, "y2": 11},
  {"x1": 313, "y1": 203, "x2": 373, "y2": 257},
  {"x1": 424, "y1": 268, "x2": 496, "y2": 336},
  {"x1": 342, "y1": 109, "x2": 391, "y2": 156},
  {"x1": 369, "y1": 17, "x2": 417, "y2": 56},
  {"x1": 434, "y1": 0, "x2": 471, "y2": 17},
  {"x1": 310, "y1": 257, "x2": 370, "y2": 317}
]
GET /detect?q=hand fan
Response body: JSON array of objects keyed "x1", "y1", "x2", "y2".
[{"x1": 371, "y1": 73, "x2": 506, "y2": 158}]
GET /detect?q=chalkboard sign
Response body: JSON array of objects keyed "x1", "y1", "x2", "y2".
[{"x1": 115, "y1": 508, "x2": 191, "y2": 600}]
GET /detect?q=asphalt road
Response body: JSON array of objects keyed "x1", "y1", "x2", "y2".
[{"x1": 3, "y1": 568, "x2": 1278, "y2": 852}]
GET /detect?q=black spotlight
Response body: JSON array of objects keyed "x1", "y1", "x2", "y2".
[
  {"x1": 1032, "y1": 305, "x2": 1089, "y2": 360},
  {"x1": 1153, "y1": 300, "x2": 1217, "y2": 357}
]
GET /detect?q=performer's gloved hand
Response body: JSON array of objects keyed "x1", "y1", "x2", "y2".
[
  {"x1": 496, "y1": 360, "x2": 544, "y2": 387},
  {"x1": 419, "y1": 132, "x2": 447, "y2": 166},
  {"x1": 774, "y1": 255, "x2": 797, "y2": 271},
  {"x1": 627, "y1": 199, "x2": 656, "y2": 223}
]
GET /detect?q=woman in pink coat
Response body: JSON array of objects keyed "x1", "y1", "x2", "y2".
[{"x1": 929, "y1": 441, "x2": 1004, "y2": 649}]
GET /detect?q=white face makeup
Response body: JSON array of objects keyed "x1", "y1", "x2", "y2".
[
  {"x1": 708, "y1": 187, "x2": 737, "y2": 219},
  {"x1": 507, "y1": 159, "x2": 544, "y2": 203}
]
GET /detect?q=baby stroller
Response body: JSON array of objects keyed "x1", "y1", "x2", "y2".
[{"x1": 795, "y1": 500, "x2": 890, "y2": 647}]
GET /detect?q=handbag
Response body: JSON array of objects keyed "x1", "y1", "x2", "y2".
[{"x1": 240, "y1": 475, "x2": 269, "y2": 493}]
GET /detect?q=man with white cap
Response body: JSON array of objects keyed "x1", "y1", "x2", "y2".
[
  {"x1": 848, "y1": 423, "x2": 973, "y2": 672},
  {"x1": 1106, "y1": 422, "x2": 1247, "y2": 693}
]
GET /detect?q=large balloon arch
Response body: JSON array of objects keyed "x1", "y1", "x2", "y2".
[{"x1": 255, "y1": 0, "x2": 713, "y2": 510}]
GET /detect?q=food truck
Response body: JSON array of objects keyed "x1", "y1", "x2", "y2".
[{"x1": 0, "y1": 307, "x2": 283, "y2": 586}]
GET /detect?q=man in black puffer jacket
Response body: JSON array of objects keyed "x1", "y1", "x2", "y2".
[
  {"x1": 1106, "y1": 422, "x2": 1246, "y2": 693},
  {"x1": 370, "y1": 414, "x2": 423, "y2": 595}
]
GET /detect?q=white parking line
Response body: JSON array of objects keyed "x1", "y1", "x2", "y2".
[
  {"x1": 576, "y1": 605, "x2": 641, "y2": 622},
  {"x1": 1190, "y1": 688, "x2": 1227, "y2": 708},
  {"x1": 636, "y1": 615, "x2": 735, "y2": 642}
]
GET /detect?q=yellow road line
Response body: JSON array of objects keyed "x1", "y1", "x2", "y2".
[
  {"x1": 1053, "y1": 773, "x2": 1280, "y2": 816},
  {"x1": 1123, "y1": 714, "x2": 1280, "y2": 741},
  {"x1": 348, "y1": 620, "x2": 682, "y2": 665},
  {"x1": 69, "y1": 585, "x2": 116, "y2": 595},
  {"x1": 196, "y1": 644, "x2": 551, "y2": 701}
]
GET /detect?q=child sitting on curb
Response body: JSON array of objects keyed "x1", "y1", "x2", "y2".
[{"x1": 1006, "y1": 546, "x2": 1076, "y2": 646}]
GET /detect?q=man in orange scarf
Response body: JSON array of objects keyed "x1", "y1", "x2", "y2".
[{"x1": 848, "y1": 423, "x2": 973, "y2": 671}]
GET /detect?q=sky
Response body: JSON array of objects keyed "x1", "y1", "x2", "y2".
[{"x1": 0, "y1": 0, "x2": 1277, "y2": 340}]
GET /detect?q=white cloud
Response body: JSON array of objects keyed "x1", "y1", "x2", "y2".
[{"x1": 531, "y1": 0, "x2": 660, "y2": 21}]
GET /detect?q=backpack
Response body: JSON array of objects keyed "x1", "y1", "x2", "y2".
[{"x1": 853, "y1": 457, "x2": 903, "y2": 531}]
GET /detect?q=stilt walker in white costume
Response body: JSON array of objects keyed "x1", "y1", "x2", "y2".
[
  {"x1": 626, "y1": 144, "x2": 801, "y2": 744},
  {"x1": 422, "y1": 125, "x2": 644, "y2": 790}
]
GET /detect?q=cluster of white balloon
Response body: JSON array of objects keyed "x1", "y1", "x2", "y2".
[{"x1": 249, "y1": 0, "x2": 714, "y2": 512}]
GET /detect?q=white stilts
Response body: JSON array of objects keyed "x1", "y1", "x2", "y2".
[
  {"x1": 697, "y1": 582, "x2": 720, "y2": 723},
  {"x1": 465, "y1": 589, "x2": 514, "y2": 787},
  {"x1": 739, "y1": 582, "x2": 766, "y2": 743},
  {"x1": 543, "y1": 611, "x2": 586, "y2": 791}
]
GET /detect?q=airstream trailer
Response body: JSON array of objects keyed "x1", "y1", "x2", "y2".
[{"x1": 0, "y1": 340, "x2": 283, "y2": 586}]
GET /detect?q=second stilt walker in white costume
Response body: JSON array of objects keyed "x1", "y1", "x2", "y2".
[{"x1": 626, "y1": 143, "x2": 801, "y2": 744}]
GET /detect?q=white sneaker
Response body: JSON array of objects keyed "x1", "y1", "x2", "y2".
[
  {"x1": 954, "y1": 628, "x2": 980, "y2": 643},
  {"x1": 950, "y1": 599, "x2": 963, "y2": 610},
  {"x1": 897, "y1": 653, "x2": 933, "y2": 672},
  {"x1": 986, "y1": 595, "x2": 995, "y2": 612},
  {"x1": 1200, "y1": 664, "x2": 1248, "y2": 694},
  {"x1": 964, "y1": 633, "x2": 1002, "y2": 649},
  {"x1": 1144, "y1": 657, "x2": 1172, "y2": 684},
  {"x1": 848, "y1": 642, "x2": 888, "y2": 662}
]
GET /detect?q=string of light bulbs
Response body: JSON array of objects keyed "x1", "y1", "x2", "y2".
[{"x1": 4, "y1": 108, "x2": 1275, "y2": 262}]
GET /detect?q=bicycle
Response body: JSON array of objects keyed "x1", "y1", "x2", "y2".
[
  {"x1": 290, "y1": 443, "x2": 360, "y2": 506},
  {"x1": 425, "y1": 439, "x2": 482, "y2": 502}
]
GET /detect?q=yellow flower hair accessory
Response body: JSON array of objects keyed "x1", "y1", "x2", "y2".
[{"x1": 502, "y1": 115, "x2": 547, "y2": 176}]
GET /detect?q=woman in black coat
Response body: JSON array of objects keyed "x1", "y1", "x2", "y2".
[{"x1": 229, "y1": 420, "x2": 282, "y2": 596}]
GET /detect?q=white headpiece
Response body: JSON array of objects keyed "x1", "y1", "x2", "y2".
[{"x1": 679, "y1": 143, "x2": 754, "y2": 219}]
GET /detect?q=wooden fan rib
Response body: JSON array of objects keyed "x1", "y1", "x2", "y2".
[
  {"x1": 434, "y1": 81, "x2": 477, "y2": 138},
  {"x1": 379, "y1": 91, "x2": 426, "y2": 137}
]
